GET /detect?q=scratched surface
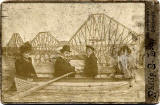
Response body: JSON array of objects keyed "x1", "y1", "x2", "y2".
[{"x1": 1, "y1": 2, "x2": 147, "y2": 103}]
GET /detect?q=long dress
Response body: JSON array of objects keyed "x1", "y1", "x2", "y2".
[
  {"x1": 118, "y1": 54, "x2": 131, "y2": 78},
  {"x1": 15, "y1": 56, "x2": 37, "y2": 79}
]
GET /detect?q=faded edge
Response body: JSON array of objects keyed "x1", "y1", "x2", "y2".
[
  {"x1": 145, "y1": 1, "x2": 159, "y2": 104},
  {"x1": 0, "y1": 0, "x2": 159, "y2": 104}
]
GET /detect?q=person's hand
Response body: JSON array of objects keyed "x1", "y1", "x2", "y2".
[
  {"x1": 71, "y1": 66, "x2": 75, "y2": 70},
  {"x1": 75, "y1": 69, "x2": 79, "y2": 73},
  {"x1": 31, "y1": 73, "x2": 36, "y2": 77},
  {"x1": 74, "y1": 69, "x2": 78, "y2": 72},
  {"x1": 75, "y1": 69, "x2": 82, "y2": 73},
  {"x1": 27, "y1": 78, "x2": 33, "y2": 81}
]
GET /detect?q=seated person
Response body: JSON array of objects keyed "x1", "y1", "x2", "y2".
[
  {"x1": 83, "y1": 45, "x2": 98, "y2": 78},
  {"x1": 15, "y1": 42, "x2": 37, "y2": 80},
  {"x1": 54, "y1": 45, "x2": 75, "y2": 77}
]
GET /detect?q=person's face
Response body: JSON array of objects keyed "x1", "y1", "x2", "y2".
[
  {"x1": 23, "y1": 51, "x2": 31, "y2": 58},
  {"x1": 64, "y1": 51, "x2": 70, "y2": 57},
  {"x1": 86, "y1": 48, "x2": 93, "y2": 56},
  {"x1": 132, "y1": 46, "x2": 135, "y2": 51},
  {"x1": 124, "y1": 49, "x2": 129, "y2": 55},
  {"x1": 124, "y1": 49, "x2": 127, "y2": 54}
]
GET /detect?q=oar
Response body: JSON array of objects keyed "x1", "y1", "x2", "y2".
[{"x1": 9, "y1": 72, "x2": 75, "y2": 100}]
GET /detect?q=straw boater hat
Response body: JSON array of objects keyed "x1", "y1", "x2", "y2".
[
  {"x1": 20, "y1": 41, "x2": 32, "y2": 54},
  {"x1": 86, "y1": 45, "x2": 95, "y2": 51},
  {"x1": 60, "y1": 45, "x2": 71, "y2": 53}
]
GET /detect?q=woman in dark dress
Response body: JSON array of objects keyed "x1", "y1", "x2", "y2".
[
  {"x1": 10, "y1": 42, "x2": 37, "y2": 91},
  {"x1": 15, "y1": 42, "x2": 37, "y2": 80}
]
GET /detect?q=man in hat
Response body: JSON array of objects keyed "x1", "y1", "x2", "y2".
[
  {"x1": 54, "y1": 45, "x2": 75, "y2": 77},
  {"x1": 83, "y1": 45, "x2": 98, "y2": 78}
]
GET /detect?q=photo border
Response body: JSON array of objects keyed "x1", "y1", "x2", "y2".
[{"x1": 0, "y1": 0, "x2": 159, "y2": 104}]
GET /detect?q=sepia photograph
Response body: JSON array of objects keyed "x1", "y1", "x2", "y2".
[{"x1": 1, "y1": 2, "x2": 146, "y2": 103}]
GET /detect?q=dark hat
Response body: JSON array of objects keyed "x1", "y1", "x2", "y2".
[
  {"x1": 86, "y1": 45, "x2": 95, "y2": 51},
  {"x1": 118, "y1": 45, "x2": 131, "y2": 55},
  {"x1": 60, "y1": 45, "x2": 71, "y2": 53},
  {"x1": 20, "y1": 41, "x2": 32, "y2": 53}
]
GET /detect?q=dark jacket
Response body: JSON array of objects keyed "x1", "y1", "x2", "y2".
[
  {"x1": 84, "y1": 53, "x2": 98, "y2": 77},
  {"x1": 54, "y1": 57, "x2": 75, "y2": 77},
  {"x1": 15, "y1": 56, "x2": 37, "y2": 79}
]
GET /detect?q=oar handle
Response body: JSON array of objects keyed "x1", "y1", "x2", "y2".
[{"x1": 9, "y1": 72, "x2": 75, "y2": 100}]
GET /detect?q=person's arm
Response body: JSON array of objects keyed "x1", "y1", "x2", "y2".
[
  {"x1": 118, "y1": 56, "x2": 121, "y2": 69},
  {"x1": 15, "y1": 59, "x2": 22, "y2": 76},
  {"x1": 88, "y1": 55, "x2": 98, "y2": 71},
  {"x1": 28, "y1": 58, "x2": 37, "y2": 78},
  {"x1": 54, "y1": 57, "x2": 64, "y2": 70},
  {"x1": 71, "y1": 54, "x2": 87, "y2": 60},
  {"x1": 54, "y1": 57, "x2": 68, "y2": 76}
]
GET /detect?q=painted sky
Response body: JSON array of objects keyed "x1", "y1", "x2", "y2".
[{"x1": 2, "y1": 3, "x2": 144, "y2": 46}]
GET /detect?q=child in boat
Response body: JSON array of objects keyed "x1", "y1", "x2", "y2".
[
  {"x1": 54, "y1": 45, "x2": 76, "y2": 77},
  {"x1": 117, "y1": 45, "x2": 132, "y2": 79},
  {"x1": 15, "y1": 42, "x2": 37, "y2": 80}
]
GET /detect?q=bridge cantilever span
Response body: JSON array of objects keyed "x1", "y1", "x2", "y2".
[
  {"x1": 30, "y1": 32, "x2": 60, "y2": 63},
  {"x1": 68, "y1": 13, "x2": 144, "y2": 66}
]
